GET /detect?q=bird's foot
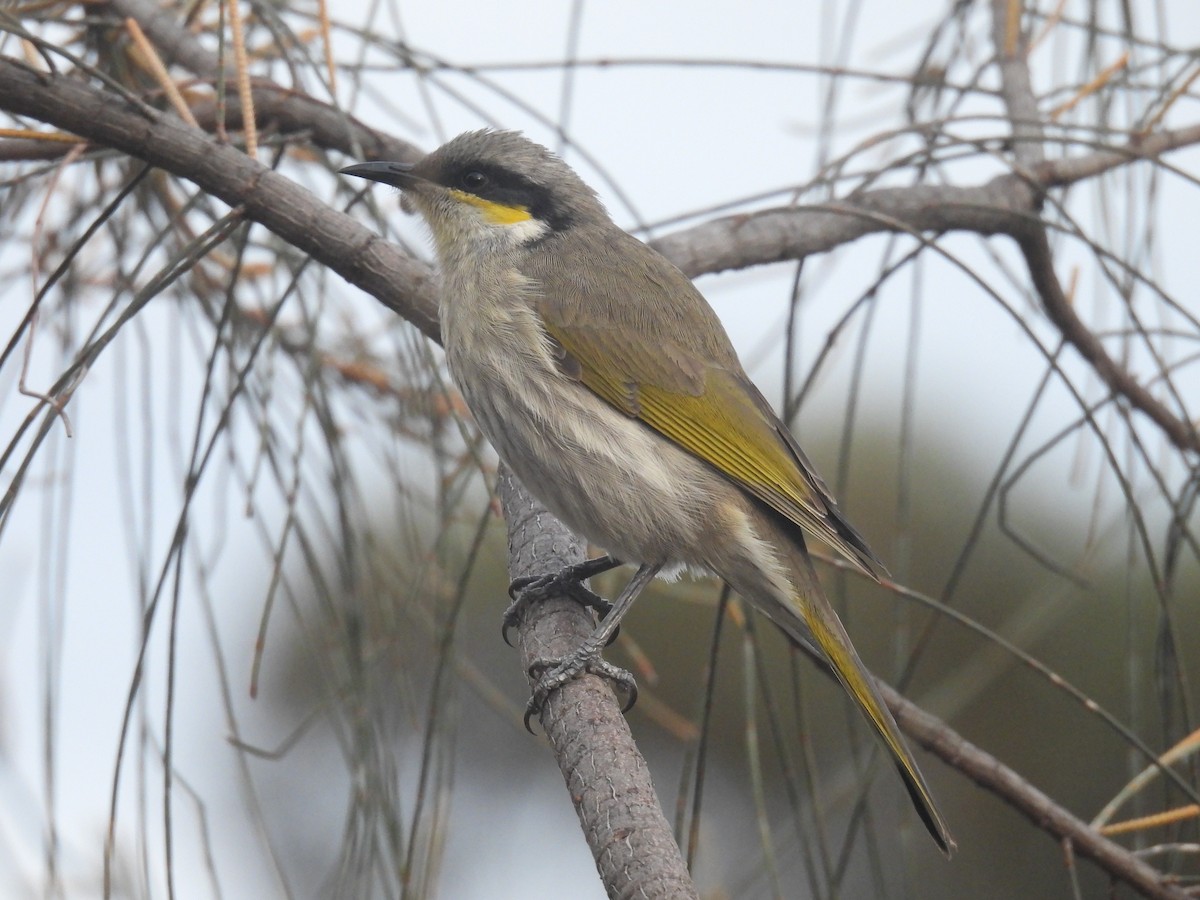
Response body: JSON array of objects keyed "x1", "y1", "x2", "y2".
[
  {"x1": 523, "y1": 651, "x2": 638, "y2": 732},
  {"x1": 516, "y1": 561, "x2": 661, "y2": 732},
  {"x1": 502, "y1": 556, "x2": 620, "y2": 646}
]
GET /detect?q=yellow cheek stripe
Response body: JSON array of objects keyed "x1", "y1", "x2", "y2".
[{"x1": 449, "y1": 189, "x2": 533, "y2": 225}]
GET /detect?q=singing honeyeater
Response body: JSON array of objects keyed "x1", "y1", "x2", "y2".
[{"x1": 342, "y1": 130, "x2": 953, "y2": 855}]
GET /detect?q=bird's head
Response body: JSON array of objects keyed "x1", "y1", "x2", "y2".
[{"x1": 341, "y1": 130, "x2": 608, "y2": 255}]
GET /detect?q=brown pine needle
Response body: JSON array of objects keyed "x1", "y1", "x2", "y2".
[
  {"x1": 1051, "y1": 52, "x2": 1130, "y2": 121},
  {"x1": 318, "y1": 0, "x2": 337, "y2": 96},
  {"x1": 124, "y1": 18, "x2": 200, "y2": 128},
  {"x1": 1028, "y1": 0, "x2": 1068, "y2": 54},
  {"x1": 1004, "y1": 0, "x2": 1022, "y2": 57},
  {"x1": 1100, "y1": 805, "x2": 1200, "y2": 837},
  {"x1": 1064, "y1": 265, "x2": 1078, "y2": 307},
  {"x1": 1141, "y1": 63, "x2": 1200, "y2": 136},
  {"x1": 224, "y1": 0, "x2": 258, "y2": 157},
  {"x1": 0, "y1": 127, "x2": 83, "y2": 143}
]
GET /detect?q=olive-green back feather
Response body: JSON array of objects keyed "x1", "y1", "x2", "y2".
[{"x1": 529, "y1": 226, "x2": 884, "y2": 578}]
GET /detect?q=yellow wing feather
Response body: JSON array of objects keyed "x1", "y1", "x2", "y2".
[{"x1": 542, "y1": 319, "x2": 882, "y2": 578}]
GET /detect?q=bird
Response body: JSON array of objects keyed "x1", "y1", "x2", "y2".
[{"x1": 341, "y1": 129, "x2": 953, "y2": 855}]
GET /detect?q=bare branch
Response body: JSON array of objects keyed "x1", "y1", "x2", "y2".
[
  {"x1": 0, "y1": 57, "x2": 441, "y2": 344},
  {"x1": 887, "y1": 682, "x2": 1189, "y2": 900},
  {"x1": 654, "y1": 123, "x2": 1200, "y2": 281},
  {"x1": 499, "y1": 470, "x2": 699, "y2": 899},
  {"x1": 989, "y1": 0, "x2": 1047, "y2": 173},
  {"x1": 652, "y1": 135, "x2": 1200, "y2": 454}
]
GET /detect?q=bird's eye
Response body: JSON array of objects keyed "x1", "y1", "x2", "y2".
[{"x1": 462, "y1": 170, "x2": 488, "y2": 190}]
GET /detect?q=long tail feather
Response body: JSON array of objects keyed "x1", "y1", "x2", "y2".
[
  {"x1": 775, "y1": 539, "x2": 955, "y2": 856},
  {"x1": 801, "y1": 584, "x2": 954, "y2": 856}
]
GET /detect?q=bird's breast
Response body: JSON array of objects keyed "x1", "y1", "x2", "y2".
[{"x1": 437, "y1": 265, "x2": 725, "y2": 565}]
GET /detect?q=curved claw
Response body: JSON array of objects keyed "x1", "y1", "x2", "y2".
[
  {"x1": 500, "y1": 606, "x2": 521, "y2": 647},
  {"x1": 619, "y1": 680, "x2": 638, "y2": 713},
  {"x1": 523, "y1": 659, "x2": 553, "y2": 733},
  {"x1": 523, "y1": 703, "x2": 540, "y2": 734},
  {"x1": 587, "y1": 658, "x2": 637, "y2": 712},
  {"x1": 619, "y1": 681, "x2": 638, "y2": 710},
  {"x1": 502, "y1": 574, "x2": 552, "y2": 646}
]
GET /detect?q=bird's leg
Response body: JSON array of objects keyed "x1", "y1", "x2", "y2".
[
  {"x1": 524, "y1": 562, "x2": 661, "y2": 731},
  {"x1": 503, "y1": 554, "x2": 622, "y2": 646}
]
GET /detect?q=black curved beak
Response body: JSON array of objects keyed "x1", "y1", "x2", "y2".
[{"x1": 339, "y1": 161, "x2": 419, "y2": 188}]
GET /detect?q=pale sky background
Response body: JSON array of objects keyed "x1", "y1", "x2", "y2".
[{"x1": 2, "y1": 1, "x2": 1199, "y2": 897}]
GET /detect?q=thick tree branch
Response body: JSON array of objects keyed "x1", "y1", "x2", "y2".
[
  {"x1": 1018, "y1": 228, "x2": 1200, "y2": 453},
  {"x1": 987, "y1": 0, "x2": 1197, "y2": 453},
  {"x1": 652, "y1": 121, "x2": 1200, "y2": 279},
  {"x1": 498, "y1": 469, "x2": 699, "y2": 900},
  {"x1": 0, "y1": 58, "x2": 441, "y2": 343},
  {"x1": 106, "y1": 0, "x2": 423, "y2": 164},
  {"x1": 652, "y1": 125, "x2": 1200, "y2": 454},
  {"x1": 989, "y1": 0, "x2": 1046, "y2": 174}
]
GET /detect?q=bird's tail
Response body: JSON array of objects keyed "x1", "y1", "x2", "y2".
[{"x1": 734, "y1": 513, "x2": 955, "y2": 857}]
